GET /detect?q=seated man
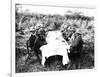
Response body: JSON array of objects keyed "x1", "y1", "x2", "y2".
[{"x1": 69, "y1": 32, "x2": 83, "y2": 54}]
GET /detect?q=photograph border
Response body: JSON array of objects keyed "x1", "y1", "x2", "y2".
[{"x1": 11, "y1": 0, "x2": 96, "y2": 77}]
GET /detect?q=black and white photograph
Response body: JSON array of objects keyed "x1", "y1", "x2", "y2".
[{"x1": 15, "y1": 4, "x2": 95, "y2": 73}]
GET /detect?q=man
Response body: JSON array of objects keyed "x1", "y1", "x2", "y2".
[
  {"x1": 69, "y1": 32, "x2": 83, "y2": 54},
  {"x1": 26, "y1": 27, "x2": 47, "y2": 64},
  {"x1": 25, "y1": 31, "x2": 38, "y2": 63},
  {"x1": 63, "y1": 27, "x2": 76, "y2": 42}
]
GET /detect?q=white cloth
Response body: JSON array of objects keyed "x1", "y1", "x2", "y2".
[{"x1": 40, "y1": 30, "x2": 70, "y2": 66}]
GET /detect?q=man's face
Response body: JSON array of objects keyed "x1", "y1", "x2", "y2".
[{"x1": 65, "y1": 31, "x2": 73, "y2": 38}]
